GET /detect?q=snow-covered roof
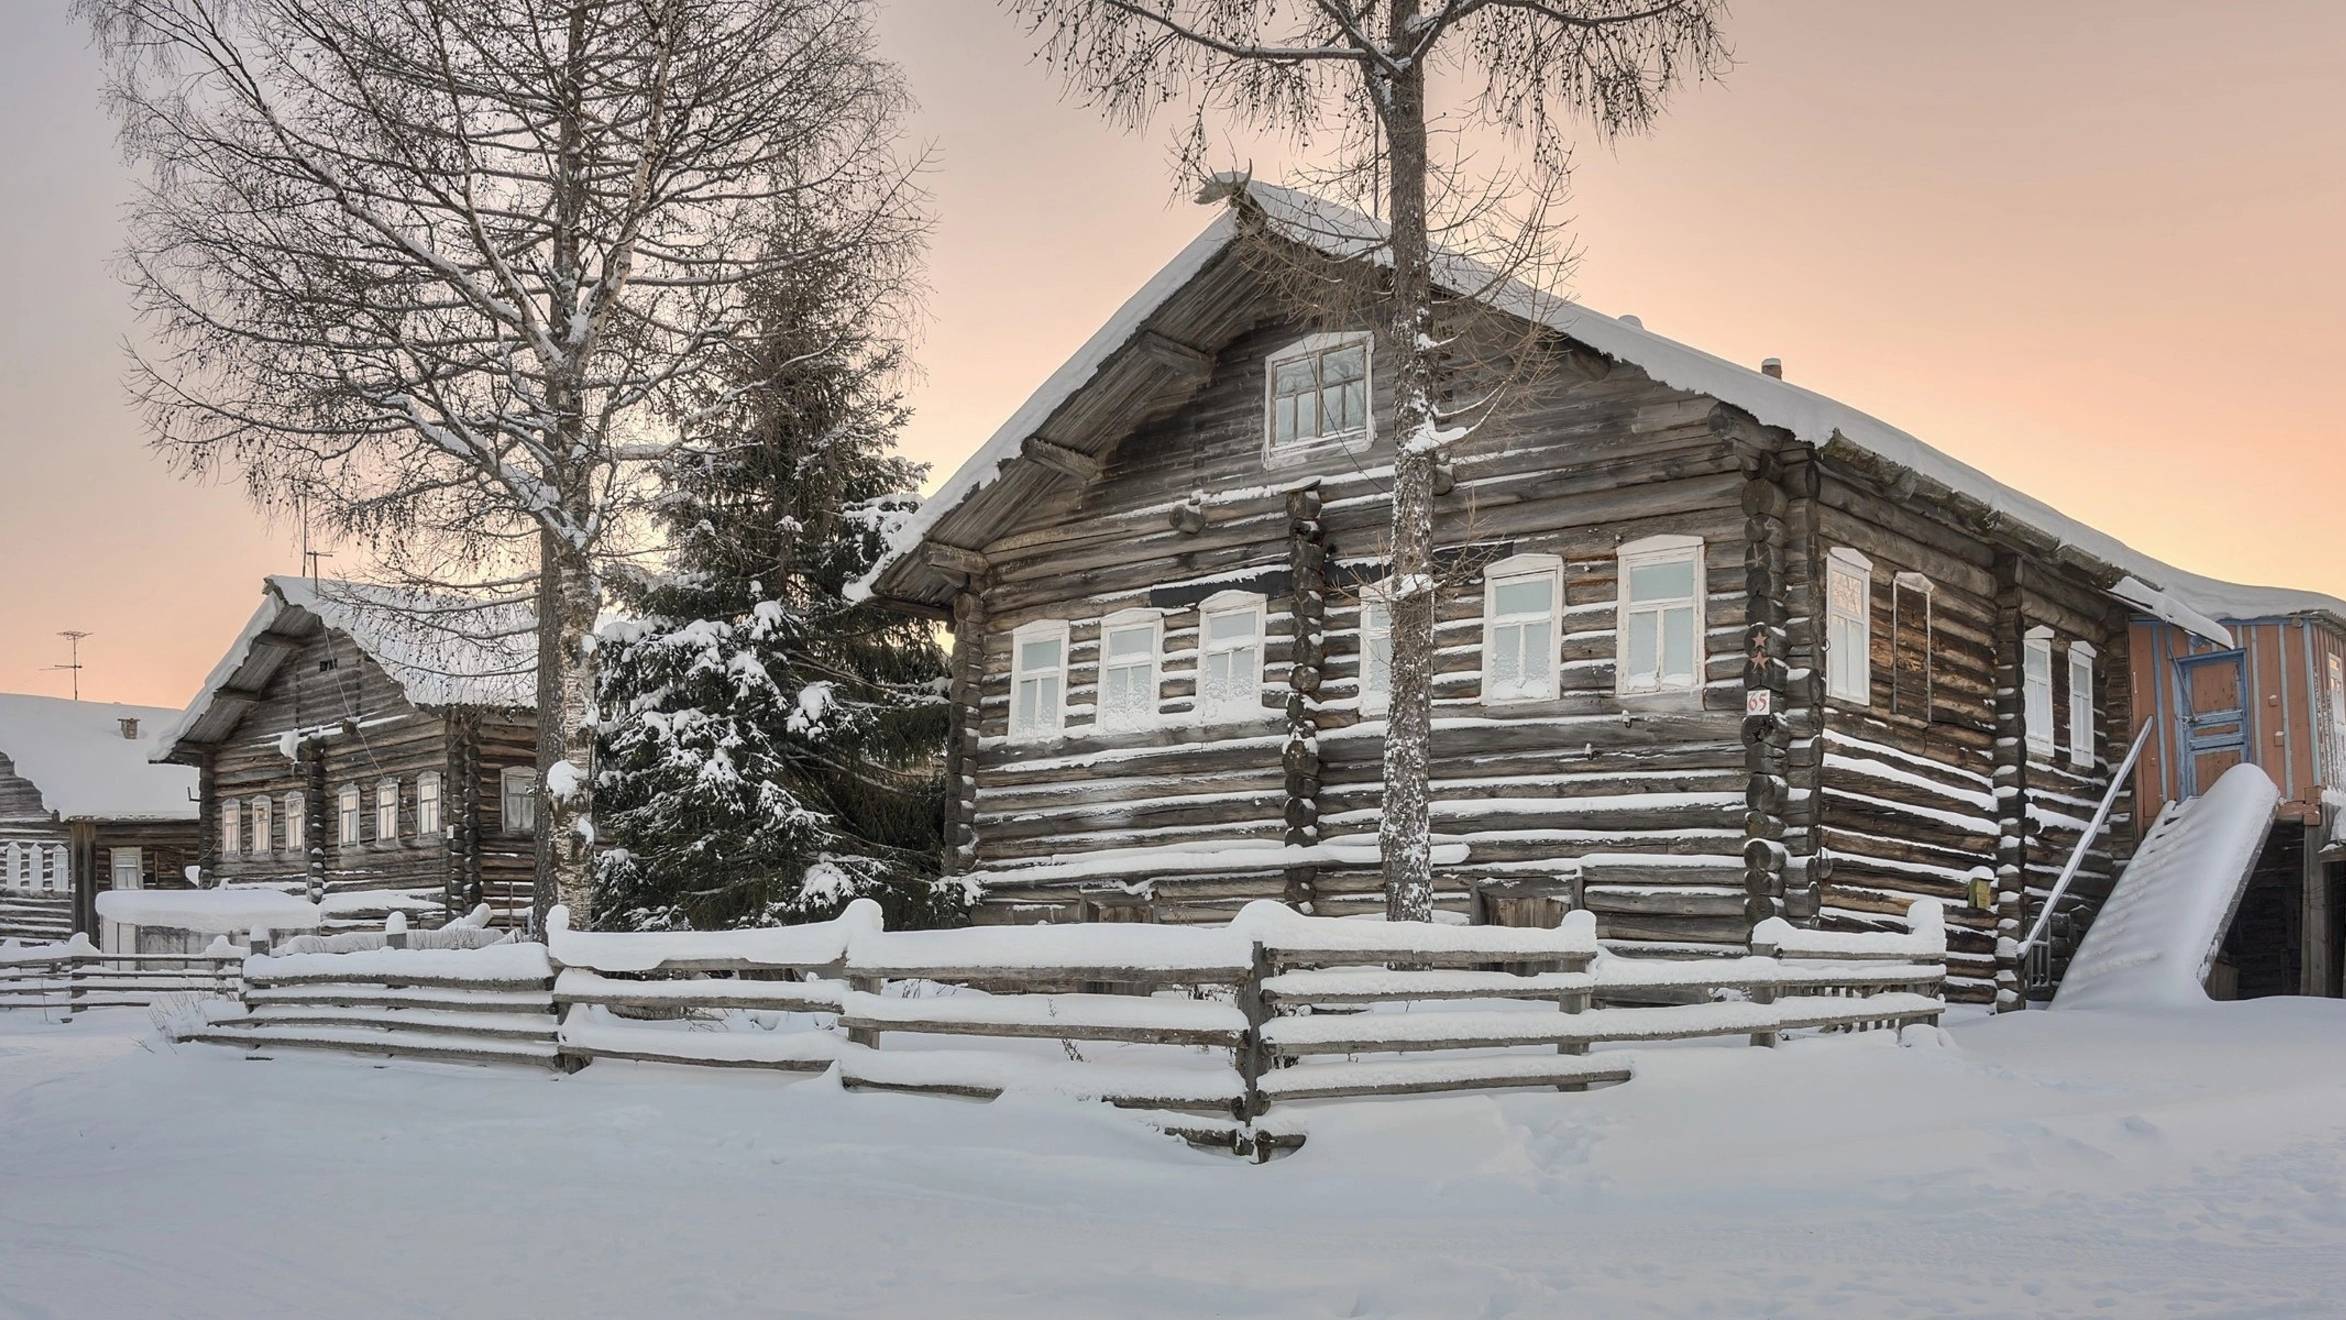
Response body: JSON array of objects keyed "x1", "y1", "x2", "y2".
[
  {"x1": 0, "y1": 693, "x2": 197, "y2": 821},
  {"x1": 154, "y1": 576, "x2": 536, "y2": 761},
  {"x1": 858, "y1": 178, "x2": 2341, "y2": 646}
]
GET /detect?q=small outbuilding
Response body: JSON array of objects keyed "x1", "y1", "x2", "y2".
[{"x1": 0, "y1": 693, "x2": 200, "y2": 949}]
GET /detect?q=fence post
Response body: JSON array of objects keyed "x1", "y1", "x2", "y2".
[
  {"x1": 1555, "y1": 947, "x2": 1594, "y2": 1091},
  {"x1": 385, "y1": 911, "x2": 409, "y2": 950},
  {"x1": 67, "y1": 949, "x2": 87, "y2": 1017},
  {"x1": 1749, "y1": 931, "x2": 1780, "y2": 1048},
  {"x1": 844, "y1": 960, "x2": 883, "y2": 1050},
  {"x1": 1234, "y1": 941, "x2": 1272, "y2": 1126}
]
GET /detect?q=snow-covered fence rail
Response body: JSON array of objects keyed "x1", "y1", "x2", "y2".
[
  {"x1": 539, "y1": 898, "x2": 1947, "y2": 1151},
  {"x1": 0, "y1": 935, "x2": 243, "y2": 1012}
]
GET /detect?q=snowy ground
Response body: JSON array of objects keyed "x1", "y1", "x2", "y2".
[{"x1": 4, "y1": 1000, "x2": 2343, "y2": 1318}]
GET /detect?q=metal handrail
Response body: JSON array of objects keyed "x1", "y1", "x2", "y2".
[{"x1": 2017, "y1": 718, "x2": 2157, "y2": 956}]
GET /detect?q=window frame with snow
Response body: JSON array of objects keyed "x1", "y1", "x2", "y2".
[
  {"x1": 1824, "y1": 547, "x2": 1873, "y2": 706},
  {"x1": 247, "y1": 794, "x2": 272, "y2": 856},
  {"x1": 1263, "y1": 332, "x2": 1373, "y2": 466},
  {"x1": 375, "y1": 777, "x2": 400, "y2": 843},
  {"x1": 1007, "y1": 619, "x2": 1071, "y2": 742},
  {"x1": 2067, "y1": 642, "x2": 2097, "y2": 769},
  {"x1": 1358, "y1": 588, "x2": 1395, "y2": 716},
  {"x1": 1197, "y1": 590, "x2": 1269, "y2": 725},
  {"x1": 219, "y1": 799, "x2": 242, "y2": 859},
  {"x1": 2023, "y1": 627, "x2": 2057, "y2": 757},
  {"x1": 337, "y1": 784, "x2": 362, "y2": 846},
  {"x1": 1616, "y1": 534, "x2": 1707, "y2": 697},
  {"x1": 417, "y1": 770, "x2": 444, "y2": 838},
  {"x1": 1481, "y1": 554, "x2": 1563, "y2": 705},
  {"x1": 1095, "y1": 608, "x2": 1164, "y2": 734},
  {"x1": 501, "y1": 766, "x2": 537, "y2": 836},
  {"x1": 284, "y1": 791, "x2": 305, "y2": 856}
]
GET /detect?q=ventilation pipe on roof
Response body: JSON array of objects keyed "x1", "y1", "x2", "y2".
[
  {"x1": 1618, "y1": 314, "x2": 1643, "y2": 328},
  {"x1": 1761, "y1": 357, "x2": 1784, "y2": 380},
  {"x1": 118, "y1": 717, "x2": 140, "y2": 740}
]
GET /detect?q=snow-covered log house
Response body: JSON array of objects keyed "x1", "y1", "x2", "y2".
[
  {"x1": 153, "y1": 577, "x2": 539, "y2": 927},
  {"x1": 858, "y1": 182, "x2": 2260, "y2": 1008},
  {"x1": 0, "y1": 694, "x2": 198, "y2": 948}
]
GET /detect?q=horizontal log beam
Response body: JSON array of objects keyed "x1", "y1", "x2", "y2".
[{"x1": 1021, "y1": 437, "x2": 1106, "y2": 483}]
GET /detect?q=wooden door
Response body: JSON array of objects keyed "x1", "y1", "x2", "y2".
[{"x1": 2175, "y1": 652, "x2": 2249, "y2": 797}]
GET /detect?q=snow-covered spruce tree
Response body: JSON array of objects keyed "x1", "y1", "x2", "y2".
[
  {"x1": 1007, "y1": 0, "x2": 1727, "y2": 919},
  {"x1": 592, "y1": 243, "x2": 963, "y2": 932}
]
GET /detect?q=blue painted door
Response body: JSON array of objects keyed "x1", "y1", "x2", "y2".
[{"x1": 2174, "y1": 650, "x2": 2249, "y2": 798}]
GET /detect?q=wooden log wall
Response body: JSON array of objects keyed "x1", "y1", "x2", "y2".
[
  {"x1": 961, "y1": 313, "x2": 1768, "y2": 950},
  {"x1": 1739, "y1": 453, "x2": 1796, "y2": 933},
  {"x1": 1283, "y1": 485, "x2": 1328, "y2": 910}
]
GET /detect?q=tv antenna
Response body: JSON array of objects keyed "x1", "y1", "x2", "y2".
[
  {"x1": 49, "y1": 631, "x2": 92, "y2": 701},
  {"x1": 297, "y1": 493, "x2": 334, "y2": 587}
]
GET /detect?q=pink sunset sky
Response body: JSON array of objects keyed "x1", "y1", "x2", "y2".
[{"x1": 0, "y1": 1, "x2": 2338, "y2": 710}]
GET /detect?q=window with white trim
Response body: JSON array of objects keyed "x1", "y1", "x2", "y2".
[
  {"x1": 219, "y1": 800, "x2": 242, "y2": 858},
  {"x1": 1198, "y1": 591, "x2": 1267, "y2": 723},
  {"x1": 1483, "y1": 554, "x2": 1562, "y2": 704},
  {"x1": 337, "y1": 784, "x2": 362, "y2": 845},
  {"x1": 248, "y1": 795, "x2": 271, "y2": 855},
  {"x1": 417, "y1": 771, "x2": 444, "y2": 837},
  {"x1": 1359, "y1": 594, "x2": 1394, "y2": 715},
  {"x1": 2328, "y1": 654, "x2": 2346, "y2": 780},
  {"x1": 1617, "y1": 535, "x2": 1705, "y2": 695},
  {"x1": 1265, "y1": 333, "x2": 1371, "y2": 462},
  {"x1": 376, "y1": 778, "x2": 400, "y2": 841},
  {"x1": 1008, "y1": 620, "x2": 1070, "y2": 741},
  {"x1": 1096, "y1": 610, "x2": 1162, "y2": 733},
  {"x1": 2068, "y1": 643, "x2": 2097, "y2": 768},
  {"x1": 502, "y1": 767, "x2": 536, "y2": 835},
  {"x1": 284, "y1": 791, "x2": 305, "y2": 855},
  {"x1": 1825, "y1": 548, "x2": 1872, "y2": 705},
  {"x1": 2023, "y1": 628, "x2": 2056, "y2": 756}
]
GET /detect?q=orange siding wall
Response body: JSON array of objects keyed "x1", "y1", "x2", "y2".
[{"x1": 2131, "y1": 616, "x2": 2346, "y2": 822}]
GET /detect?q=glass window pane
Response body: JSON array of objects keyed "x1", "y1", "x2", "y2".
[
  {"x1": 1018, "y1": 637, "x2": 1060, "y2": 672},
  {"x1": 1629, "y1": 557, "x2": 1696, "y2": 603},
  {"x1": 1274, "y1": 395, "x2": 1296, "y2": 444},
  {"x1": 1662, "y1": 606, "x2": 1696, "y2": 678},
  {"x1": 1492, "y1": 623, "x2": 1524, "y2": 693},
  {"x1": 1493, "y1": 577, "x2": 1553, "y2": 616},
  {"x1": 1342, "y1": 380, "x2": 1366, "y2": 429},
  {"x1": 1206, "y1": 609, "x2": 1257, "y2": 644},
  {"x1": 1321, "y1": 383, "x2": 1348, "y2": 432},
  {"x1": 1324, "y1": 344, "x2": 1365, "y2": 382},
  {"x1": 1107, "y1": 625, "x2": 1153, "y2": 660},
  {"x1": 1295, "y1": 389, "x2": 1318, "y2": 440},
  {"x1": 1275, "y1": 359, "x2": 1315, "y2": 395},
  {"x1": 1626, "y1": 611, "x2": 1659, "y2": 680}
]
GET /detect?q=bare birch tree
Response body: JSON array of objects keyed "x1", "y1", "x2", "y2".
[
  {"x1": 1006, "y1": 0, "x2": 1727, "y2": 919},
  {"x1": 80, "y1": 0, "x2": 923, "y2": 922}
]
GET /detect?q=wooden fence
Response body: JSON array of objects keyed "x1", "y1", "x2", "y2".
[{"x1": 0, "y1": 935, "x2": 244, "y2": 1012}]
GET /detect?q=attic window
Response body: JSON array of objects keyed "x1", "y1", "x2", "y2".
[
  {"x1": 1264, "y1": 333, "x2": 1371, "y2": 464},
  {"x1": 318, "y1": 657, "x2": 339, "y2": 672}
]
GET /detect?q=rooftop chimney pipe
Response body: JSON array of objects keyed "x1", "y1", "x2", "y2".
[{"x1": 1761, "y1": 357, "x2": 1783, "y2": 380}]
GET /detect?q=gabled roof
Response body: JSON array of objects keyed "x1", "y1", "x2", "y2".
[
  {"x1": 0, "y1": 693, "x2": 197, "y2": 821},
  {"x1": 154, "y1": 576, "x2": 536, "y2": 762},
  {"x1": 857, "y1": 178, "x2": 2346, "y2": 647}
]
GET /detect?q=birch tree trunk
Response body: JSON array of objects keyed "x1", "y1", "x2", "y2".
[{"x1": 1376, "y1": 0, "x2": 1438, "y2": 922}]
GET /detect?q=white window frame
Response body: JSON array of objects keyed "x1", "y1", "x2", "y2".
[
  {"x1": 2068, "y1": 642, "x2": 2097, "y2": 769},
  {"x1": 1095, "y1": 609, "x2": 1164, "y2": 734},
  {"x1": 248, "y1": 794, "x2": 272, "y2": 856},
  {"x1": 219, "y1": 799, "x2": 242, "y2": 858},
  {"x1": 501, "y1": 766, "x2": 537, "y2": 836},
  {"x1": 1481, "y1": 553, "x2": 1564, "y2": 705},
  {"x1": 375, "y1": 777, "x2": 400, "y2": 842},
  {"x1": 1008, "y1": 619, "x2": 1072, "y2": 742},
  {"x1": 2023, "y1": 627, "x2": 2056, "y2": 757},
  {"x1": 2328, "y1": 653, "x2": 2346, "y2": 781},
  {"x1": 284, "y1": 791, "x2": 306, "y2": 855},
  {"x1": 1616, "y1": 534, "x2": 1707, "y2": 696},
  {"x1": 337, "y1": 783, "x2": 362, "y2": 846},
  {"x1": 1358, "y1": 590, "x2": 1395, "y2": 716},
  {"x1": 1263, "y1": 331, "x2": 1373, "y2": 465},
  {"x1": 1824, "y1": 547, "x2": 1873, "y2": 706},
  {"x1": 417, "y1": 770, "x2": 444, "y2": 838},
  {"x1": 1197, "y1": 590, "x2": 1269, "y2": 725}
]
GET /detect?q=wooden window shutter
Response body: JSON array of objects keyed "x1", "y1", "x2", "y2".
[{"x1": 1892, "y1": 575, "x2": 1934, "y2": 720}]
